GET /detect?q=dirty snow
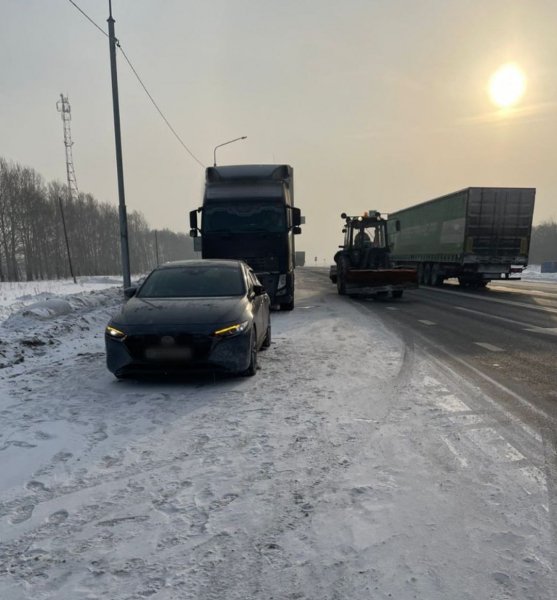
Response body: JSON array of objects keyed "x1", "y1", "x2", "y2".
[{"x1": 0, "y1": 269, "x2": 555, "y2": 599}]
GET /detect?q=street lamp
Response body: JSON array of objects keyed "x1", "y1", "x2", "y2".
[{"x1": 213, "y1": 136, "x2": 247, "y2": 167}]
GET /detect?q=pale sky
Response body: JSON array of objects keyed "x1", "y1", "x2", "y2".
[{"x1": 2, "y1": 0, "x2": 557, "y2": 262}]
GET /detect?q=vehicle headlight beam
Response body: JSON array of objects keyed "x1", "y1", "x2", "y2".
[{"x1": 213, "y1": 321, "x2": 249, "y2": 337}]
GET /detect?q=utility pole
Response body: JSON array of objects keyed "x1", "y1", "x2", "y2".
[
  {"x1": 154, "y1": 230, "x2": 160, "y2": 266},
  {"x1": 108, "y1": 0, "x2": 131, "y2": 288},
  {"x1": 58, "y1": 197, "x2": 77, "y2": 284},
  {"x1": 56, "y1": 94, "x2": 79, "y2": 283}
]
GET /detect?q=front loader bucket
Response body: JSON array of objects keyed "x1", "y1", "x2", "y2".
[{"x1": 345, "y1": 268, "x2": 418, "y2": 288}]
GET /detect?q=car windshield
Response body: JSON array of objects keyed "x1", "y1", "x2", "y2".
[{"x1": 137, "y1": 266, "x2": 245, "y2": 298}]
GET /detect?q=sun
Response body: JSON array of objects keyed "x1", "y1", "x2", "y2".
[{"x1": 488, "y1": 63, "x2": 526, "y2": 108}]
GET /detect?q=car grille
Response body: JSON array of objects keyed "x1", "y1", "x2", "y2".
[{"x1": 124, "y1": 332, "x2": 212, "y2": 361}]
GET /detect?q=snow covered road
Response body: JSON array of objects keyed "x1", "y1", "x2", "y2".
[{"x1": 0, "y1": 269, "x2": 555, "y2": 599}]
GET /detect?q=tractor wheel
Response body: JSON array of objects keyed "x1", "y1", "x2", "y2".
[{"x1": 336, "y1": 259, "x2": 347, "y2": 295}]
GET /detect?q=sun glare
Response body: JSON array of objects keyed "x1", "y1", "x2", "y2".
[{"x1": 488, "y1": 63, "x2": 526, "y2": 108}]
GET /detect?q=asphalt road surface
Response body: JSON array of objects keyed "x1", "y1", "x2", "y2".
[{"x1": 308, "y1": 268, "x2": 557, "y2": 429}]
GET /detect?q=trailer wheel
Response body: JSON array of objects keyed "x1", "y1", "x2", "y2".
[
  {"x1": 424, "y1": 263, "x2": 432, "y2": 286},
  {"x1": 431, "y1": 263, "x2": 443, "y2": 286},
  {"x1": 417, "y1": 263, "x2": 424, "y2": 286}
]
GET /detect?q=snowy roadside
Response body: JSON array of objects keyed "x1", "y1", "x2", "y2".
[
  {"x1": 0, "y1": 276, "x2": 125, "y2": 323},
  {"x1": 0, "y1": 284, "x2": 123, "y2": 376},
  {"x1": 0, "y1": 269, "x2": 554, "y2": 599},
  {"x1": 522, "y1": 265, "x2": 557, "y2": 281}
]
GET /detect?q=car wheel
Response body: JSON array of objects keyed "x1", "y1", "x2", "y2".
[
  {"x1": 262, "y1": 322, "x2": 271, "y2": 348},
  {"x1": 391, "y1": 290, "x2": 403, "y2": 298},
  {"x1": 280, "y1": 300, "x2": 294, "y2": 311},
  {"x1": 242, "y1": 331, "x2": 258, "y2": 376}
]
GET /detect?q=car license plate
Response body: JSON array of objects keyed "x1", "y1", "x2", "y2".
[{"x1": 144, "y1": 346, "x2": 192, "y2": 361}]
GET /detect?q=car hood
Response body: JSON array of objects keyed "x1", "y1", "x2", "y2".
[{"x1": 112, "y1": 296, "x2": 247, "y2": 327}]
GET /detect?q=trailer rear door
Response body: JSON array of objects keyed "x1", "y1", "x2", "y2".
[{"x1": 465, "y1": 188, "x2": 535, "y2": 262}]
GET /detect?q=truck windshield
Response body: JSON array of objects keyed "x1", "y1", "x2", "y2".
[{"x1": 203, "y1": 202, "x2": 286, "y2": 234}]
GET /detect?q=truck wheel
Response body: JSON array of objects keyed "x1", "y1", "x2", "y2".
[
  {"x1": 391, "y1": 290, "x2": 403, "y2": 299},
  {"x1": 280, "y1": 300, "x2": 294, "y2": 311}
]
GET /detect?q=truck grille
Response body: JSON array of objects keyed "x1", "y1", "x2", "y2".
[{"x1": 243, "y1": 256, "x2": 279, "y2": 272}]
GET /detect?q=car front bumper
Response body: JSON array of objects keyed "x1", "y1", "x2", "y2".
[{"x1": 106, "y1": 327, "x2": 252, "y2": 377}]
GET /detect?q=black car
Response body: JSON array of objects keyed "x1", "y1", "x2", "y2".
[{"x1": 105, "y1": 260, "x2": 271, "y2": 378}]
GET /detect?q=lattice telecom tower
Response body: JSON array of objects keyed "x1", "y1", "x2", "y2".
[{"x1": 56, "y1": 94, "x2": 79, "y2": 201}]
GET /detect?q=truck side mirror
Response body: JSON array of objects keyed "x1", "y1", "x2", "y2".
[
  {"x1": 189, "y1": 210, "x2": 198, "y2": 231},
  {"x1": 292, "y1": 207, "x2": 302, "y2": 226},
  {"x1": 293, "y1": 226, "x2": 302, "y2": 235},
  {"x1": 189, "y1": 229, "x2": 198, "y2": 238}
]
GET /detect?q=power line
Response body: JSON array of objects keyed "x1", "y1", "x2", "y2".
[
  {"x1": 66, "y1": 0, "x2": 205, "y2": 168},
  {"x1": 67, "y1": 0, "x2": 108, "y2": 38},
  {"x1": 117, "y1": 46, "x2": 205, "y2": 168}
]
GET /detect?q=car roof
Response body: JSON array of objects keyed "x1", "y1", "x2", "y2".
[{"x1": 156, "y1": 259, "x2": 246, "y2": 270}]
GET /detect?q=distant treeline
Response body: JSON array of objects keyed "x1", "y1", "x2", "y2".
[
  {"x1": 0, "y1": 157, "x2": 195, "y2": 282},
  {"x1": 529, "y1": 220, "x2": 557, "y2": 264}
]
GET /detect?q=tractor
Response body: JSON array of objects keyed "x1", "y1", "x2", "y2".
[{"x1": 330, "y1": 211, "x2": 417, "y2": 299}]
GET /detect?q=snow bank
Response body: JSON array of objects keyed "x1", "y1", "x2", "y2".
[
  {"x1": 0, "y1": 277, "x2": 124, "y2": 323},
  {"x1": 522, "y1": 264, "x2": 557, "y2": 281}
]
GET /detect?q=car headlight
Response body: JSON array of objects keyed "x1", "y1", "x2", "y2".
[
  {"x1": 277, "y1": 274, "x2": 287, "y2": 290},
  {"x1": 106, "y1": 325, "x2": 127, "y2": 340},
  {"x1": 213, "y1": 321, "x2": 249, "y2": 337}
]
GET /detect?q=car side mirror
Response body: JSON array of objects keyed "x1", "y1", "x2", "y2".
[
  {"x1": 253, "y1": 284, "x2": 265, "y2": 296},
  {"x1": 123, "y1": 285, "x2": 138, "y2": 298}
]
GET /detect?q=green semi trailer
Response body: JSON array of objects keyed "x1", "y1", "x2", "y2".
[{"x1": 387, "y1": 187, "x2": 535, "y2": 287}]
